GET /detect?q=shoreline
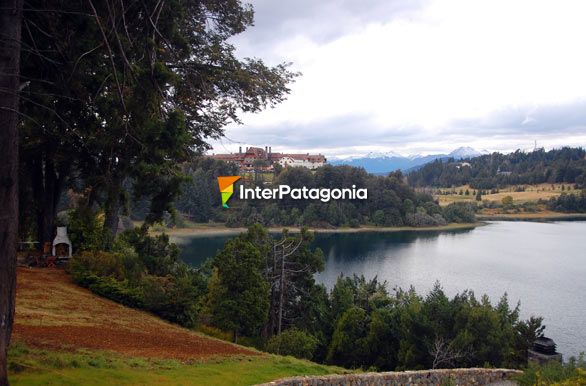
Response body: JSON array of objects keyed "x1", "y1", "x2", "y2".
[
  {"x1": 477, "y1": 212, "x2": 586, "y2": 222},
  {"x1": 160, "y1": 222, "x2": 484, "y2": 238}
]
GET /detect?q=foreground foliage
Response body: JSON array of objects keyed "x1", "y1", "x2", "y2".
[
  {"x1": 68, "y1": 223, "x2": 206, "y2": 327},
  {"x1": 67, "y1": 218, "x2": 547, "y2": 372},
  {"x1": 516, "y1": 354, "x2": 586, "y2": 386},
  {"x1": 205, "y1": 226, "x2": 543, "y2": 371}
]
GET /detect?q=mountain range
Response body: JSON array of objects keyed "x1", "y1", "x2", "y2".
[{"x1": 329, "y1": 147, "x2": 488, "y2": 174}]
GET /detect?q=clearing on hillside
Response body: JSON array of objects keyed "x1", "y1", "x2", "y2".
[{"x1": 13, "y1": 268, "x2": 259, "y2": 360}]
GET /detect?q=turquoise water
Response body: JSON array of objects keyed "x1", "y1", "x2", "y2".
[{"x1": 174, "y1": 221, "x2": 586, "y2": 359}]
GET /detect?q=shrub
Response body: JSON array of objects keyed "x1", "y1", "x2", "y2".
[
  {"x1": 502, "y1": 195, "x2": 514, "y2": 206},
  {"x1": 225, "y1": 213, "x2": 241, "y2": 227},
  {"x1": 405, "y1": 212, "x2": 445, "y2": 227},
  {"x1": 266, "y1": 328, "x2": 318, "y2": 360},
  {"x1": 348, "y1": 218, "x2": 360, "y2": 228},
  {"x1": 68, "y1": 250, "x2": 129, "y2": 280},
  {"x1": 140, "y1": 268, "x2": 204, "y2": 327},
  {"x1": 516, "y1": 354, "x2": 586, "y2": 386},
  {"x1": 118, "y1": 225, "x2": 179, "y2": 276},
  {"x1": 67, "y1": 207, "x2": 107, "y2": 252},
  {"x1": 69, "y1": 224, "x2": 205, "y2": 328},
  {"x1": 72, "y1": 272, "x2": 145, "y2": 308},
  {"x1": 443, "y1": 202, "x2": 476, "y2": 223}
]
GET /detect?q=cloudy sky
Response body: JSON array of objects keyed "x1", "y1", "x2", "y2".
[{"x1": 210, "y1": 0, "x2": 586, "y2": 158}]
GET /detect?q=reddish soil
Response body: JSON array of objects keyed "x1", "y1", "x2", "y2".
[{"x1": 14, "y1": 268, "x2": 259, "y2": 360}]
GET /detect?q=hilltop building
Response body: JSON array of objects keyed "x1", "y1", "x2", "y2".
[{"x1": 209, "y1": 146, "x2": 327, "y2": 171}]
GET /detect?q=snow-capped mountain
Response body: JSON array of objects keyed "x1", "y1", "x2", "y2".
[
  {"x1": 448, "y1": 147, "x2": 488, "y2": 158},
  {"x1": 330, "y1": 147, "x2": 488, "y2": 174}
]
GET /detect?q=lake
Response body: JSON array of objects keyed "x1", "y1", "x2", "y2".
[{"x1": 173, "y1": 221, "x2": 586, "y2": 359}]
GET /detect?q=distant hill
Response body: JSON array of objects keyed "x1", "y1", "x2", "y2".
[
  {"x1": 330, "y1": 147, "x2": 487, "y2": 174},
  {"x1": 407, "y1": 147, "x2": 586, "y2": 189}
]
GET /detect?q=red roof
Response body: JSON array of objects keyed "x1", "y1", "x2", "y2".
[{"x1": 208, "y1": 147, "x2": 326, "y2": 164}]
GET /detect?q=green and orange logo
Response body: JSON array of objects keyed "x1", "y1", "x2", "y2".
[{"x1": 217, "y1": 176, "x2": 241, "y2": 208}]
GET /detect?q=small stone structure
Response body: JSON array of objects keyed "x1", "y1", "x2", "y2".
[{"x1": 256, "y1": 368, "x2": 522, "y2": 386}]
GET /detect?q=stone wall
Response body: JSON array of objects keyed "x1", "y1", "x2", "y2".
[{"x1": 256, "y1": 368, "x2": 523, "y2": 386}]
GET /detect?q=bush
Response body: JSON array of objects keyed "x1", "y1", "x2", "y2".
[
  {"x1": 71, "y1": 272, "x2": 145, "y2": 308},
  {"x1": 348, "y1": 218, "x2": 360, "y2": 228},
  {"x1": 225, "y1": 213, "x2": 241, "y2": 227},
  {"x1": 516, "y1": 354, "x2": 586, "y2": 386},
  {"x1": 68, "y1": 224, "x2": 205, "y2": 328},
  {"x1": 140, "y1": 271, "x2": 202, "y2": 327},
  {"x1": 502, "y1": 195, "x2": 514, "y2": 206},
  {"x1": 118, "y1": 225, "x2": 179, "y2": 276},
  {"x1": 443, "y1": 202, "x2": 476, "y2": 223},
  {"x1": 68, "y1": 250, "x2": 129, "y2": 280},
  {"x1": 405, "y1": 212, "x2": 445, "y2": 227},
  {"x1": 67, "y1": 207, "x2": 108, "y2": 252},
  {"x1": 266, "y1": 328, "x2": 318, "y2": 360}
]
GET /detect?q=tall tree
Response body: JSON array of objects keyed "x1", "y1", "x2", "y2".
[
  {"x1": 19, "y1": 0, "x2": 298, "y2": 245},
  {"x1": 0, "y1": 0, "x2": 23, "y2": 383},
  {"x1": 208, "y1": 237, "x2": 269, "y2": 343}
]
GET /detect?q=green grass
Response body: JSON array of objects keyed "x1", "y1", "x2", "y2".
[{"x1": 8, "y1": 343, "x2": 348, "y2": 386}]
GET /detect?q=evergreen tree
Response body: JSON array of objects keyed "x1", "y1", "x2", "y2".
[{"x1": 208, "y1": 237, "x2": 269, "y2": 342}]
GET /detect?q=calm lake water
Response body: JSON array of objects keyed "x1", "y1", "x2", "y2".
[{"x1": 173, "y1": 221, "x2": 586, "y2": 359}]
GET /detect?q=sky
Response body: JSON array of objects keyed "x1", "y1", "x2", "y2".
[{"x1": 210, "y1": 0, "x2": 586, "y2": 158}]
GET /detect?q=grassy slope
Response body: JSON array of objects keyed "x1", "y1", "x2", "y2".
[
  {"x1": 9, "y1": 268, "x2": 347, "y2": 385},
  {"x1": 9, "y1": 344, "x2": 341, "y2": 386}
]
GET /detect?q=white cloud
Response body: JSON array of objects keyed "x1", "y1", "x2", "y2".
[{"x1": 213, "y1": 0, "x2": 586, "y2": 156}]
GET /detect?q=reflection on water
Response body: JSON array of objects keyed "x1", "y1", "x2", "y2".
[{"x1": 175, "y1": 222, "x2": 586, "y2": 359}]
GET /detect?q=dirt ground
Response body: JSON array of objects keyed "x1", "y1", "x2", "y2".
[{"x1": 13, "y1": 268, "x2": 259, "y2": 360}]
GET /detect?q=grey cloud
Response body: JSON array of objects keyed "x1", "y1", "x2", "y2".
[
  {"x1": 220, "y1": 100, "x2": 586, "y2": 156},
  {"x1": 449, "y1": 101, "x2": 586, "y2": 137},
  {"x1": 235, "y1": 0, "x2": 428, "y2": 55},
  {"x1": 226, "y1": 113, "x2": 428, "y2": 150}
]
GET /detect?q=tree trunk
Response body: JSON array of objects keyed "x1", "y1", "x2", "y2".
[
  {"x1": 103, "y1": 181, "x2": 122, "y2": 247},
  {"x1": 265, "y1": 244, "x2": 278, "y2": 339},
  {"x1": 277, "y1": 248, "x2": 285, "y2": 335},
  {"x1": 0, "y1": 0, "x2": 23, "y2": 384},
  {"x1": 26, "y1": 153, "x2": 68, "y2": 245}
]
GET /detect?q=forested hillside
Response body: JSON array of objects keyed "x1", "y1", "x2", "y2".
[
  {"x1": 169, "y1": 159, "x2": 476, "y2": 228},
  {"x1": 407, "y1": 147, "x2": 586, "y2": 189}
]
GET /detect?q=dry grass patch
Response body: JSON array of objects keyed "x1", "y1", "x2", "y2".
[
  {"x1": 14, "y1": 268, "x2": 259, "y2": 360},
  {"x1": 434, "y1": 183, "x2": 578, "y2": 206}
]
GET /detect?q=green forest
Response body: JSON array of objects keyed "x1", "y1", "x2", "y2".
[
  {"x1": 68, "y1": 222, "x2": 546, "y2": 371},
  {"x1": 169, "y1": 158, "x2": 476, "y2": 228},
  {"x1": 407, "y1": 147, "x2": 586, "y2": 189}
]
